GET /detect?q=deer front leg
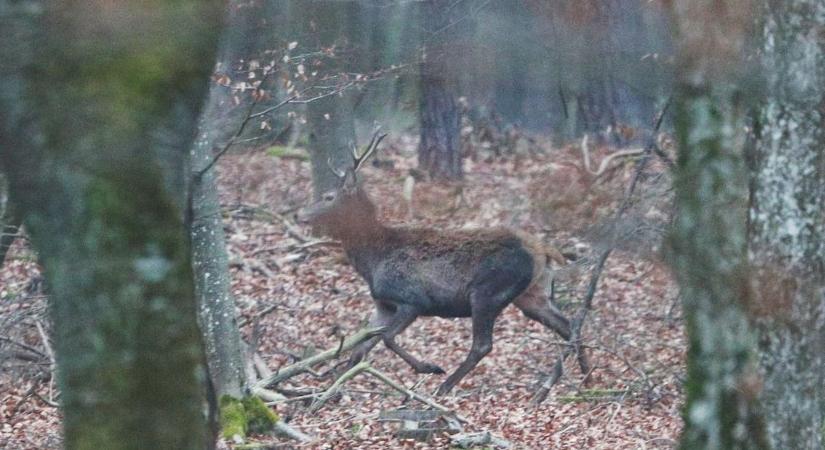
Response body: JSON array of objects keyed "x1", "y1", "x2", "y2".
[
  {"x1": 381, "y1": 305, "x2": 445, "y2": 374},
  {"x1": 347, "y1": 305, "x2": 394, "y2": 368}
]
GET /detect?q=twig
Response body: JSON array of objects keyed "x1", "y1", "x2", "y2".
[
  {"x1": 308, "y1": 361, "x2": 370, "y2": 413},
  {"x1": 250, "y1": 385, "x2": 287, "y2": 403},
  {"x1": 273, "y1": 421, "x2": 313, "y2": 442},
  {"x1": 256, "y1": 326, "x2": 386, "y2": 389},
  {"x1": 239, "y1": 304, "x2": 279, "y2": 329},
  {"x1": 363, "y1": 367, "x2": 462, "y2": 421},
  {"x1": 0, "y1": 335, "x2": 46, "y2": 358},
  {"x1": 35, "y1": 321, "x2": 56, "y2": 402},
  {"x1": 532, "y1": 99, "x2": 670, "y2": 405}
]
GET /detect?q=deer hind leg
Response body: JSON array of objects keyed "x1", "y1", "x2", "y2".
[
  {"x1": 436, "y1": 294, "x2": 499, "y2": 396},
  {"x1": 381, "y1": 305, "x2": 445, "y2": 374},
  {"x1": 514, "y1": 288, "x2": 590, "y2": 375}
]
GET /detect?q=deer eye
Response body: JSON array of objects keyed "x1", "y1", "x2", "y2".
[{"x1": 323, "y1": 193, "x2": 336, "y2": 202}]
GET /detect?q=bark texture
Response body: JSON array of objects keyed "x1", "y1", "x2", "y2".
[
  {"x1": 191, "y1": 99, "x2": 248, "y2": 400},
  {"x1": 748, "y1": 2, "x2": 825, "y2": 448},
  {"x1": 669, "y1": 1, "x2": 768, "y2": 449},
  {"x1": 185, "y1": 0, "x2": 259, "y2": 403},
  {"x1": 307, "y1": 94, "x2": 357, "y2": 200},
  {"x1": 0, "y1": 0, "x2": 222, "y2": 448},
  {"x1": 417, "y1": 0, "x2": 463, "y2": 180},
  {"x1": 301, "y1": 1, "x2": 358, "y2": 200}
]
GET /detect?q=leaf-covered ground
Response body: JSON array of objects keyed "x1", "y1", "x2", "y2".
[{"x1": 0, "y1": 136, "x2": 684, "y2": 449}]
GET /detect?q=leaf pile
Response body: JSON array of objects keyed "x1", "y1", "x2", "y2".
[{"x1": 0, "y1": 135, "x2": 684, "y2": 449}]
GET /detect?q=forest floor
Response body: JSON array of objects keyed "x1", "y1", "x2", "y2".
[{"x1": 0, "y1": 134, "x2": 684, "y2": 449}]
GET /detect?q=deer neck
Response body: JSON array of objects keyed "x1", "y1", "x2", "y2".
[{"x1": 335, "y1": 216, "x2": 389, "y2": 253}]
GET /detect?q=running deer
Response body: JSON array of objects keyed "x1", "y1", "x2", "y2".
[{"x1": 296, "y1": 132, "x2": 585, "y2": 395}]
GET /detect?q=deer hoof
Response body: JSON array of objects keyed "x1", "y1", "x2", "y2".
[{"x1": 417, "y1": 363, "x2": 445, "y2": 374}]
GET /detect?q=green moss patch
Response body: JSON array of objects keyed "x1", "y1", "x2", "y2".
[{"x1": 219, "y1": 395, "x2": 279, "y2": 441}]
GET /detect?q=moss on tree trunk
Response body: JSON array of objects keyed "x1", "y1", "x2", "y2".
[
  {"x1": 668, "y1": 2, "x2": 769, "y2": 448},
  {"x1": 0, "y1": 0, "x2": 223, "y2": 447}
]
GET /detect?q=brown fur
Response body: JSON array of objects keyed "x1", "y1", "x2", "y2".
[{"x1": 296, "y1": 171, "x2": 582, "y2": 395}]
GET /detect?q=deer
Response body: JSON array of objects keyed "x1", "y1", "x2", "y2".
[{"x1": 296, "y1": 131, "x2": 588, "y2": 396}]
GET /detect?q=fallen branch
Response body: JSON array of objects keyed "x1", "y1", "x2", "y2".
[
  {"x1": 273, "y1": 421, "x2": 313, "y2": 443},
  {"x1": 364, "y1": 366, "x2": 459, "y2": 419},
  {"x1": 451, "y1": 431, "x2": 511, "y2": 449},
  {"x1": 308, "y1": 361, "x2": 370, "y2": 413},
  {"x1": 256, "y1": 326, "x2": 385, "y2": 389}
]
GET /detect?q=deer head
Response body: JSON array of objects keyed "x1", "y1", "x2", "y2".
[{"x1": 296, "y1": 130, "x2": 387, "y2": 234}]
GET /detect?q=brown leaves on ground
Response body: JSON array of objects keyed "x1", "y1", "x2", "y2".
[{"x1": 0, "y1": 135, "x2": 683, "y2": 449}]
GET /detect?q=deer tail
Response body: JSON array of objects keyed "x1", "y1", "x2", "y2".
[{"x1": 544, "y1": 244, "x2": 567, "y2": 267}]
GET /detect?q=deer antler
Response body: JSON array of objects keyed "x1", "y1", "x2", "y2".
[
  {"x1": 352, "y1": 128, "x2": 388, "y2": 173},
  {"x1": 580, "y1": 133, "x2": 644, "y2": 178}
]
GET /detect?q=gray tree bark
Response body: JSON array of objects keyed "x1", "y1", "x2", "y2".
[
  {"x1": 417, "y1": 0, "x2": 463, "y2": 180},
  {"x1": 747, "y1": 2, "x2": 825, "y2": 448},
  {"x1": 190, "y1": 88, "x2": 248, "y2": 401},
  {"x1": 307, "y1": 94, "x2": 357, "y2": 200},
  {"x1": 0, "y1": 0, "x2": 222, "y2": 448},
  {"x1": 301, "y1": 1, "x2": 358, "y2": 200},
  {"x1": 668, "y1": 2, "x2": 769, "y2": 449}
]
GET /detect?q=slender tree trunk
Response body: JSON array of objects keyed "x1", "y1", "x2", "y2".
[
  {"x1": 747, "y1": 2, "x2": 825, "y2": 448},
  {"x1": 191, "y1": 120, "x2": 248, "y2": 400},
  {"x1": 668, "y1": 2, "x2": 768, "y2": 449},
  {"x1": 301, "y1": 1, "x2": 358, "y2": 199},
  {"x1": 0, "y1": 0, "x2": 222, "y2": 448},
  {"x1": 184, "y1": 0, "x2": 258, "y2": 403},
  {"x1": 307, "y1": 94, "x2": 357, "y2": 200},
  {"x1": 417, "y1": 0, "x2": 463, "y2": 180}
]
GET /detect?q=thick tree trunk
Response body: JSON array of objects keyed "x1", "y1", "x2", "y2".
[
  {"x1": 419, "y1": 71, "x2": 462, "y2": 180},
  {"x1": 668, "y1": 2, "x2": 768, "y2": 449},
  {"x1": 0, "y1": 0, "x2": 222, "y2": 448},
  {"x1": 417, "y1": 0, "x2": 463, "y2": 180},
  {"x1": 747, "y1": 2, "x2": 825, "y2": 448}
]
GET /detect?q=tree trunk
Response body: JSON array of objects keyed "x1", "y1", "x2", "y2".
[
  {"x1": 184, "y1": 0, "x2": 258, "y2": 404},
  {"x1": 417, "y1": 0, "x2": 463, "y2": 180},
  {"x1": 0, "y1": 174, "x2": 22, "y2": 268},
  {"x1": 747, "y1": 2, "x2": 825, "y2": 448},
  {"x1": 307, "y1": 94, "x2": 357, "y2": 200},
  {"x1": 668, "y1": 2, "x2": 768, "y2": 449},
  {"x1": 191, "y1": 120, "x2": 248, "y2": 401},
  {"x1": 301, "y1": 1, "x2": 358, "y2": 200},
  {"x1": 0, "y1": 1, "x2": 222, "y2": 448}
]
